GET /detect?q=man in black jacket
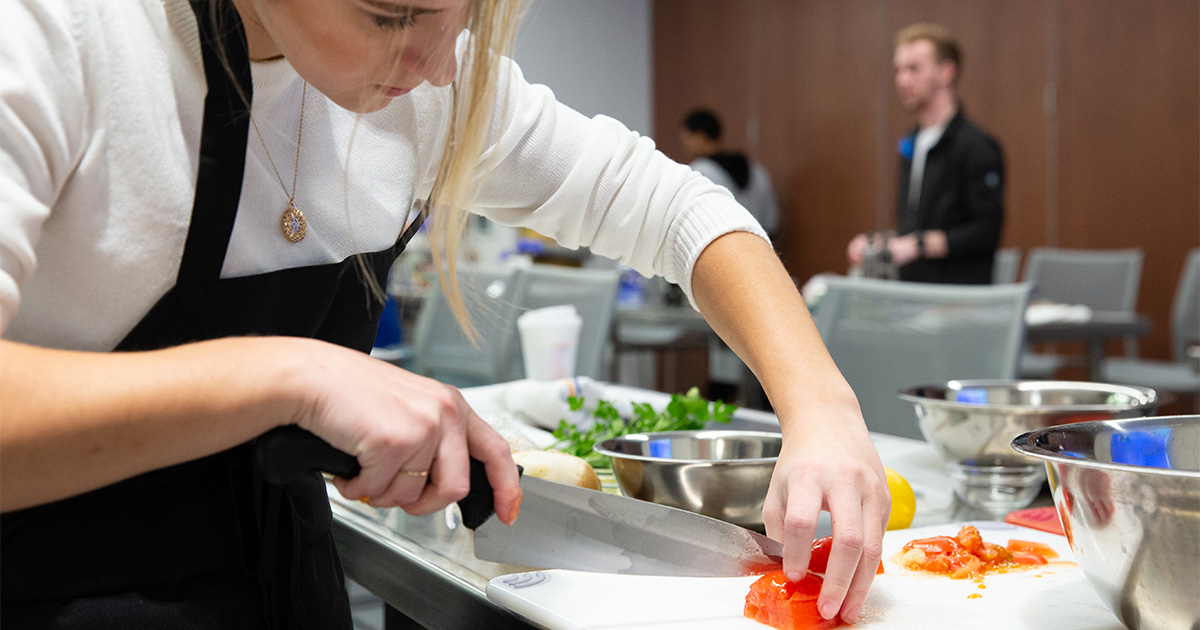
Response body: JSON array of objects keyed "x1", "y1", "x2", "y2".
[{"x1": 848, "y1": 23, "x2": 1004, "y2": 284}]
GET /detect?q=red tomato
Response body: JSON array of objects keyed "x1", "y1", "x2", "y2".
[
  {"x1": 955, "y1": 525, "x2": 984, "y2": 554},
  {"x1": 809, "y1": 536, "x2": 885, "y2": 576},
  {"x1": 977, "y1": 542, "x2": 1013, "y2": 565},
  {"x1": 901, "y1": 526, "x2": 1057, "y2": 579},
  {"x1": 902, "y1": 535, "x2": 960, "y2": 555},
  {"x1": 745, "y1": 571, "x2": 844, "y2": 629},
  {"x1": 1007, "y1": 539, "x2": 1058, "y2": 560}
]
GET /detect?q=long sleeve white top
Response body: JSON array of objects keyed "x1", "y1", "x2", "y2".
[{"x1": 0, "y1": 0, "x2": 766, "y2": 352}]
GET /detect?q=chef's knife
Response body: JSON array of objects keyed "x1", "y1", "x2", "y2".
[
  {"x1": 256, "y1": 426, "x2": 784, "y2": 577},
  {"x1": 473, "y1": 473, "x2": 784, "y2": 577},
  {"x1": 254, "y1": 425, "x2": 511, "y2": 529}
]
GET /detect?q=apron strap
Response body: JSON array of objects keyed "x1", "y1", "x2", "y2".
[{"x1": 178, "y1": 0, "x2": 253, "y2": 286}]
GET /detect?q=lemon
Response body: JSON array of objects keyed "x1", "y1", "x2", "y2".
[{"x1": 885, "y1": 467, "x2": 916, "y2": 530}]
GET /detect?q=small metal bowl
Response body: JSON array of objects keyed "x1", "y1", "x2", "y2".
[
  {"x1": 1013, "y1": 416, "x2": 1200, "y2": 630},
  {"x1": 899, "y1": 380, "x2": 1162, "y2": 466},
  {"x1": 594, "y1": 430, "x2": 781, "y2": 530}
]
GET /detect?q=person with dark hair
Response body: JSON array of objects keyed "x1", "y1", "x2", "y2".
[
  {"x1": 847, "y1": 23, "x2": 1004, "y2": 284},
  {"x1": 681, "y1": 109, "x2": 780, "y2": 238},
  {"x1": 1, "y1": 1, "x2": 888, "y2": 626}
]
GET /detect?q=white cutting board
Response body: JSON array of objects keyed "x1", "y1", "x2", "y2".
[{"x1": 486, "y1": 521, "x2": 1124, "y2": 630}]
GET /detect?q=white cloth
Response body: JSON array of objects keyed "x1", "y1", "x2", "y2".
[
  {"x1": 906, "y1": 122, "x2": 947, "y2": 211},
  {"x1": 689, "y1": 157, "x2": 780, "y2": 235},
  {"x1": 0, "y1": 0, "x2": 767, "y2": 350}
]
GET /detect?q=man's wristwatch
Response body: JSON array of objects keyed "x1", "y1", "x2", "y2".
[{"x1": 915, "y1": 231, "x2": 925, "y2": 258}]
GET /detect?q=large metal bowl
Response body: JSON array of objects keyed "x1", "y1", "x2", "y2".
[
  {"x1": 1013, "y1": 416, "x2": 1200, "y2": 630},
  {"x1": 899, "y1": 380, "x2": 1162, "y2": 466},
  {"x1": 594, "y1": 430, "x2": 781, "y2": 530}
]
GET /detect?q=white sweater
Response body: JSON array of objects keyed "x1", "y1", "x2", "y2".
[{"x1": 0, "y1": 0, "x2": 766, "y2": 352}]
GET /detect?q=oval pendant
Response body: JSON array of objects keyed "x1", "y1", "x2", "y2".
[{"x1": 281, "y1": 202, "x2": 307, "y2": 243}]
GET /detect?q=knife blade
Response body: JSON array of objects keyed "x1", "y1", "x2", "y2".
[{"x1": 473, "y1": 474, "x2": 783, "y2": 577}]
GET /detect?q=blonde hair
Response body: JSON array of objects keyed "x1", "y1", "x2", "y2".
[
  {"x1": 895, "y1": 22, "x2": 962, "y2": 82},
  {"x1": 425, "y1": 0, "x2": 524, "y2": 343}
]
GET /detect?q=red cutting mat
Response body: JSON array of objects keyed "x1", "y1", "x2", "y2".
[{"x1": 1005, "y1": 506, "x2": 1065, "y2": 536}]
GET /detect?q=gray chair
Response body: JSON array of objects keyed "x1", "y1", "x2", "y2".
[
  {"x1": 409, "y1": 266, "x2": 518, "y2": 387},
  {"x1": 1019, "y1": 247, "x2": 1144, "y2": 378},
  {"x1": 1103, "y1": 248, "x2": 1200, "y2": 398},
  {"x1": 812, "y1": 277, "x2": 1032, "y2": 439},
  {"x1": 494, "y1": 264, "x2": 621, "y2": 382},
  {"x1": 993, "y1": 248, "x2": 1021, "y2": 284}
]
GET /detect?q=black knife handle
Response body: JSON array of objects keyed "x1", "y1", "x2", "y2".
[{"x1": 254, "y1": 425, "x2": 519, "y2": 530}]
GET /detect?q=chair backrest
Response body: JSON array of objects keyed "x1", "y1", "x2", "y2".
[
  {"x1": 1022, "y1": 247, "x2": 1143, "y2": 311},
  {"x1": 494, "y1": 264, "x2": 621, "y2": 381},
  {"x1": 1170, "y1": 248, "x2": 1200, "y2": 361},
  {"x1": 812, "y1": 277, "x2": 1032, "y2": 439},
  {"x1": 993, "y1": 248, "x2": 1021, "y2": 284},
  {"x1": 409, "y1": 266, "x2": 518, "y2": 387}
]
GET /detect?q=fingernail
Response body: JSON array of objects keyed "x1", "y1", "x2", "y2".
[
  {"x1": 843, "y1": 606, "x2": 861, "y2": 623},
  {"x1": 820, "y1": 601, "x2": 838, "y2": 620},
  {"x1": 785, "y1": 571, "x2": 802, "y2": 582},
  {"x1": 505, "y1": 488, "x2": 523, "y2": 525}
]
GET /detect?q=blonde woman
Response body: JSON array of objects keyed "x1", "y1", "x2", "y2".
[{"x1": 0, "y1": 0, "x2": 886, "y2": 626}]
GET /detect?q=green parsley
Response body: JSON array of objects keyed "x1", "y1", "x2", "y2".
[{"x1": 550, "y1": 387, "x2": 736, "y2": 469}]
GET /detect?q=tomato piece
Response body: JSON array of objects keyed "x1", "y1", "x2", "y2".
[
  {"x1": 977, "y1": 542, "x2": 1012, "y2": 566},
  {"x1": 809, "y1": 536, "x2": 833, "y2": 574},
  {"x1": 920, "y1": 553, "x2": 951, "y2": 573},
  {"x1": 745, "y1": 571, "x2": 844, "y2": 629},
  {"x1": 1007, "y1": 539, "x2": 1059, "y2": 560},
  {"x1": 1010, "y1": 551, "x2": 1049, "y2": 565},
  {"x1": 949, "y1": 555, "x2": 983, "y2": 579},
  {"x1": 902, "y1": 535, "x2": 960, "y2": 555},
  {"x1": 808, "y1": 536, "x2": 885, "y2": 576},
  {"x1": 955, "y1": 525, "x2": 984, "y2": 554}
]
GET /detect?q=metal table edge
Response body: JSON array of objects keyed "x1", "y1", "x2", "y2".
[{"x1": 331, "y1": 503, "x2": 546, "y2": 629}]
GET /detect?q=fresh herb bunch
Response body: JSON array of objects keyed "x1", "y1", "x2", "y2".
[{"x1": 550, "y1": 387, "x2": 736, "y2": 469}]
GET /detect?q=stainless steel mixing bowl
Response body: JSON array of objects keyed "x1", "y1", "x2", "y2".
[
  {"x1": 594, "y1": 430, "x2": 781, "y2": 530},
  {"x1": 1013, "y1": 416, "x2": 1200, "y2": 630},
  {"x1": 899, "y1": 380, "x2": 1162, "y2": 466}
]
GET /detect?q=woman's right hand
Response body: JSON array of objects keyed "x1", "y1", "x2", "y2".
[{"x1": 282, "y1": 338, "x2": 522, "y2": 525}]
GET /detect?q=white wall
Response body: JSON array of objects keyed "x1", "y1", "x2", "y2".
[{"x1": 511, "y1": 0, "x2": 654, "y2": 136}]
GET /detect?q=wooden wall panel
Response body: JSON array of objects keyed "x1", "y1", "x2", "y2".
[
  {"x1": 653, "y1": 0, "x2": 1199, "y2": 361},
  {"x1": 1057, "y1": 1, "x2": 1200, "y2": 360},
  {"x1": 758, "y1": 0, "x2": 881, "y2": 275}
]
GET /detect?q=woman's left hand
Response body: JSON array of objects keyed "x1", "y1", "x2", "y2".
[
  {"x1": 762, "y1": 402, "x2": 889, "y2": 625},
  {"x1": 689, "y1": 231, "x2": 890, "y2": 625}
]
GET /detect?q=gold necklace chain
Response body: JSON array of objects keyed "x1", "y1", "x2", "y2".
[{"x1": 250, "y1": 81, "x2": 309, "y2": 243}]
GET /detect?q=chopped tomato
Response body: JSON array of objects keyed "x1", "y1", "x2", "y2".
[
  {"x1": 902, "y1": 535, "x2": 959, "y2": 555},
  {"x1": 1010, "y1": 551, "x2": 1049, "y2": 565},
  {"x1": 808, "y1": 536, "x2": 885, "y2": 576},
  {"x1": 745, "y1": 571, "x2": 843, "y2": 629},
  {"x1": 955, "y1": 526, "x2": 984, "y2": 554},
  {"x1": 900, "y1": 526, "x2": 1056, "y2": 578},
  {"x1": 1006, "y1": 539, "x2": 1059, "y2": 559},
  {"x1": 948, "y1": 554, "x2": 983, "y2": 580}
]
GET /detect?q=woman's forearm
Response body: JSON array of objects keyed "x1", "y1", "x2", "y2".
[
  {"x1": 0, "y1": 337, "x2": 303, "y2": 512},
  {"x1": 689, "y1": 232, "x2": 859, "y2": 422}
]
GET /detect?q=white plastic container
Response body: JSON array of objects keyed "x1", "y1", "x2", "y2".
[{"x1": 516, "y1": 305, "x2": 582, "y2": 380}]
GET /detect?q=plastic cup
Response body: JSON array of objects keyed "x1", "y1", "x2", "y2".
[{"x1": 517, "y1": 305, "x2": 583, "y2": 381}]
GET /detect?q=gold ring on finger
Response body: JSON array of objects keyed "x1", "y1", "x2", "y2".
[{"x1": 399, "y1": 469, "x2": 429, "y2": 478}]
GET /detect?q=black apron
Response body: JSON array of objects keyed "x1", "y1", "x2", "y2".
[{"x1": 0, "y1": 3, "x2": 424, "y2": 627}]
